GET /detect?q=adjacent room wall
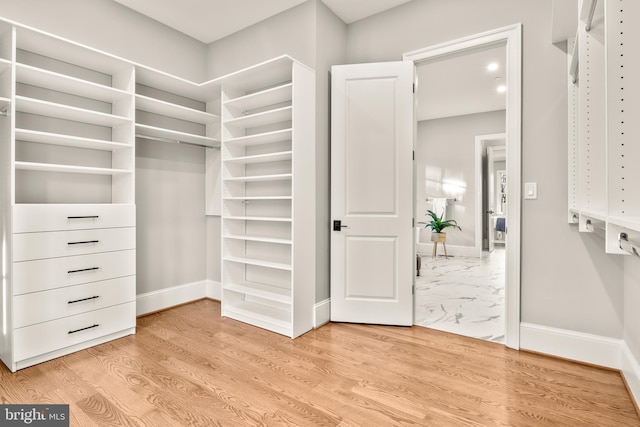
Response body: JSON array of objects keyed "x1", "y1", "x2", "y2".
[
  {"x1": 416, "y1": 110, "x2": 505, "y2": 248},
  {"x1": 346, "y1": 0, "x2": 625, "y2": 338}
]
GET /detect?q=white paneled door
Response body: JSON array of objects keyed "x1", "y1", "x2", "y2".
[{"x1": 330, "y1": 61, "x2": 414, "y2": 326}]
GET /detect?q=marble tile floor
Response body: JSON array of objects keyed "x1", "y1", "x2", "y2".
[{"x1": 414, "y1": 247, "x2": 506, "y2": 343}]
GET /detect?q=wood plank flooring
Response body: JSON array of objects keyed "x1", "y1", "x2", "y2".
[{"x1": 1, "y1": 299, "x2": 638, "y2": 426}]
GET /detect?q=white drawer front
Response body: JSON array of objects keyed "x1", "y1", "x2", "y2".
[
  {"x1": 13, "y1": 227, "x2": 135, "y2": 261},
  {"x1": 14, "y1": 302, "x2": 136, "y2": 362},
  {"x1": 13, "y1": 204, "x2": 135, "y2": 233},
  {"x1": 13, "y1": 249, "x2": 135, "y2": 295},
  {"x1": 13, "y1": 276, "x2": 136, "y2": 328}
]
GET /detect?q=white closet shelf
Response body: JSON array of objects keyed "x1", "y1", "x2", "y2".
[
  {"x1": 224, "y1": 216, "x2": 292, "y2": 222},
  {"x1": 135, "y1": 94, "x2": 219, "y2": 124},
  {"x1": 0, "y1": 58, "x2": 10, "y2": 74},
  {"x1": 224, "y1": 83, "x2": 292, "y2": 112},
  {"x1": 224, "y1": 282, "x2": 292, "y2": 305},
  {"x1": 221, "y1": 55, "x2": 297, "y2": 95},
  {"x1": 224, "y1": 106, "x2": 292, "y2": 130},
  {"x1": 225, "y1": 129, "x2": 292, "y2": 147},
  {"x1": 16, "y1": 96, "x2": 132, "y2": 127},
  {"x1": 223, "y1": 151, "x2": 292, "y2": 164},
  {"x1": 223, "y1": 173, "x2": 292, "y2": 182},
  {"x1": 16, "y1": 63, "x2": 131, "y2": 103},
  {"x1": 224, "y1": 234, "x2": 292, "y2": 245},
  {"x1": 223, "y1": 256, "x2": 292, "y2": 271},
  {"x1": 16, "y1": 26, "x2": 130, "y2": 76},
  {"x1": 606, "y1": 216, "x2": 640, "y2": 233},
  {"x1": 135, "y1": 123, "x2": 220, "y2": 148},
  {"x1": 15, "y1": 129, "x2": 131, "y2": 152},
  {"x1": 579, "y1": 209, "x2": 608, "y2": 222},
  {"x1": 223, "y1": 196, "x2": 292, "y2": 201},
  {"x1": 222, "y1": 302, "x2": 291, "y2": 335},
  {"x1": 15, "y1": 161, "x2": 131, "y2": 175}
]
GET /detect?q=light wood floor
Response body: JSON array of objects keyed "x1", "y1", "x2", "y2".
[{"x1": 1, "y1": 299, "x2": 638, "y2": 426}]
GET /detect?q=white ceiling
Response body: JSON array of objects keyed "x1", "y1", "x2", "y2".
[
  {"x1": 113, "y1": 0, "x2": 413, "y2": 44},
  {"x1": 113, "y1": 0, "x2": 505, "y2": 120},
  {"x1": 416, "y1": 45, "x2": 507, "y2": 122}
]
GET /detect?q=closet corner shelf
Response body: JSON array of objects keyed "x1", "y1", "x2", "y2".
[
  {"x1": 15, "y1": 129, "x2": 131, "y2": 152},
  {"x1": 135, "y1": 94, "x2": 219, "y2": 124},
  {"x1": 15, "y1": 161, "x2": 131, "y2": 176},
  {"x1": 16, "y1": 63, "x2": 132, "y2": 103},
  {"x1": 135, "y1": 123, "x2": 220, "y2": 148},
  {"x1": 223, "y1": 282, "x2": 292, "y2": 305},
  {"x1": 223, "y1": 256, "x2": 292, "y2": 271},
  {"x1": 16, "y1": 96, "x2": 132, "y2": 127},
  {"x1": 223, "y1": 196, "x2": 292, "y2": 201},
  {"x1": 0, "y1": 57, "x2": 10, "y2": 72}
]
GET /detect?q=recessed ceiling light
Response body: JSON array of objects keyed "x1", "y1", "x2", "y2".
[
  {"x1": 497, "y1": 85, "x2": 507, "y2": 93},
  {"x1": 487, "y1": 62, "x2": 499, "y2": 72}
]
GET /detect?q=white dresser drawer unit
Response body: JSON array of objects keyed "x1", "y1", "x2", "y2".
[
  {"x1": 13, "y1": 302, "x2": 136, "y2": 362},
  {"x1": 13, "y1": 204, "x2": 136, "y2": 233},
  {"x1": 13, "y1": 276, "x2": 136, "y2": 328},
  {"x1": 13, "y1": 249, "x2": 136, "y2": 295},
  {"x1": 13, "y1": 227, "x2": 135, "y2": 261}
]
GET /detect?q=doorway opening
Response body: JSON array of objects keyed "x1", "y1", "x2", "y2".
[{"x1": 405, "y1": 25, "x2": 521, "y2": 349}]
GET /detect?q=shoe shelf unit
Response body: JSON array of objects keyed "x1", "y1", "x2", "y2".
[
  {"x1": 567, "y1": 0, "x2": 640, "y2": 257},
  {"x1": 0, "y1": 22, "x2": 137, "y2": 372},
  {"x1": 220, "y1": 56, "x2": 315, "y2": 338}
]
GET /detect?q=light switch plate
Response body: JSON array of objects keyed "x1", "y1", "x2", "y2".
[{"x1": 524, "y1": 182, "x2": 537, "y2": 200}]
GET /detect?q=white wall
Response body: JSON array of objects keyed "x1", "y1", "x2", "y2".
[
  {"x1": 0, "y1": 0, "x2": 207, "y2": 81},
  {"x1": 346, "y1": 0, "x2": 625, "y2": 338},
  {"x1": 205, "y1": 1, "x2": 316, "y2": 79},
  {"x1": 0, "y1": 0, "x2": 210, "y2": 296},
  {"x1": 416, "y1": 111, "x2": 505, "y2": 247}
]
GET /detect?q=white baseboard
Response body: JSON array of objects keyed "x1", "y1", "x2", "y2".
[
  {"x1": 137, "y1": 280, "x2": 208, "y2": 316},
  {"x1": 314, "y1": 298, "x2": 331, "y2": 328},
  {"x1": 206, "y1": 280, "x2": 221, "y2": 300},
  {"x1": 520, "y1": 323, "x2": 623, "y2": 369},
  {"x1": 622, "y1": 342, "x2": 640, "y2": 407}
]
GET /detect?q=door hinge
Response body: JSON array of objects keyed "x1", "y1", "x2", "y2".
[
  {"x1": 412, "y1": 285, "x2": 415, "y2": 295},
  {"x1": 413, "y1": 150, "x2": 415, "y2": 161},
  {"x1": 412, "y1": 218, "x2": 415, "y2": 227},
  {"x1": 413, "y1": 83, "x2": 416, "y2": 93}
]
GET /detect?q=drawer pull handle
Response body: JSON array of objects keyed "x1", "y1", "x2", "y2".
[
  {"x1": 67, "y1": 240, "x2": 100, "y2": 245},
  {"x1": 67, "y1": 267, "x2": 100, "y2": 274},
  {"x1": 67, "y1": 216, "x2": 100, "y2": 219},
  {"x1": 68, "y1": 295, "x2": 100, "y2": 304},
  {"x1": 68, "y1": 324, "x2": 100, "y2": 334}
]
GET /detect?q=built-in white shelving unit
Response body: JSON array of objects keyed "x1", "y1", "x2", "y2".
[
  {"x1": 221, "y1": 56, "x2": 315, "y2": 338},
  {"x1": 0, "y1": 16, "x2": 319, "y2": 372},
  {"x1": 567, "y1": 0, "x2": 640, "y2": 257},
  {"x1": 0, "y1": 22, "x2": 137, "y2": 372}
]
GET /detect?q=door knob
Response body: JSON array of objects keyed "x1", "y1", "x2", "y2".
[
  {"x1": 486, "y1": 210, "x2": 495, "y2": 214},
  {"x1": 333, "y1": 220, "x2": 348, "y2": 231}
]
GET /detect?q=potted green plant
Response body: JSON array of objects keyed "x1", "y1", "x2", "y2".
[{"x1": 419, "y1": 210, "x2": 461, "y2": 258}]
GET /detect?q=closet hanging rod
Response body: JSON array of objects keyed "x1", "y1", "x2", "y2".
[
  {"x1": 619, "y1": 233, "x2": 640, "y2": 257},
  {"x1": 135, "y1": 133, "x2": 220, "y2": 150},
  {"x1": 584, "y1": 218, "x2": 605, "y2": 232},
  {"x1": 583, "y1": 0, "x2": 597, "y2": 32}
]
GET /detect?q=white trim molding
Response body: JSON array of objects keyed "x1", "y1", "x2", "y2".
[
  {"x1": 404, "y1": 23, "x2": 523, "y2": 350},
  {"x1": 622, "y1": 342, "x2": 640, "y2": 407},
  {"x1": 315, "y1": 298, "x2": 331, "y2": 328},
  {"x1": 137, "y1": 280, "x2": 209, "y2": 316},
  {"x1": 520, "y1": 323, "x2": 623, "y2": 369}
]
